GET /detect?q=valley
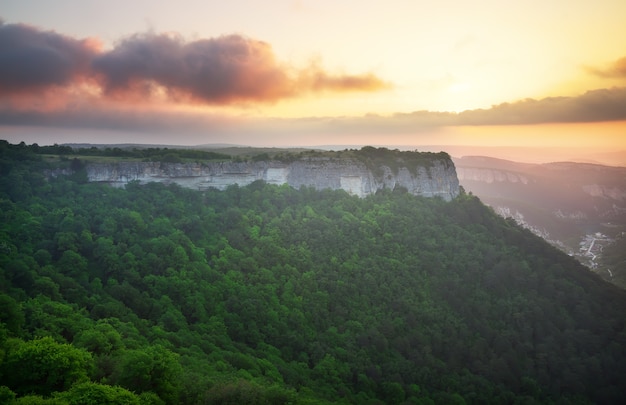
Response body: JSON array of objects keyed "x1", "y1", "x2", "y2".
[{"x1": 454, "y1": 156, "x2": 626, "y2": 288}]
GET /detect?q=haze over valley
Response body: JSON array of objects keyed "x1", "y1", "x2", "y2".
[{"x1": 454, "y1": 155, "x2": 626, "y2": 288}]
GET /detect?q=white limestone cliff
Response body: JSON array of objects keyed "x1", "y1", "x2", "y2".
[{"x1": 83, "y1": 156, "x2": 460, "y2": 200}]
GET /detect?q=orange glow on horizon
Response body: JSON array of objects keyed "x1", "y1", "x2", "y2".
[{"x1": 445, "y1": 121, "x2": 626, "y2": 149}]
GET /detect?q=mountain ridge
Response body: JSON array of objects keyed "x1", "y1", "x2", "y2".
[{"x1": 454, "y1": 155, "x2": 626, "y2": 287}]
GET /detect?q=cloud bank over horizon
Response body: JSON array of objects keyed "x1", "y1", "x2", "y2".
[{"x1": 2, "y1": 85, "x2": 625, "y2": 136}]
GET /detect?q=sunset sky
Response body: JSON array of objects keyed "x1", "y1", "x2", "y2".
[{"x1": 1, "y1": 0, "x2": 626, "y2": 164}]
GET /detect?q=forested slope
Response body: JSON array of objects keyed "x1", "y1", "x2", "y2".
[{"x1": 2, "y1": 141, "x2": 626, "y2": 404}]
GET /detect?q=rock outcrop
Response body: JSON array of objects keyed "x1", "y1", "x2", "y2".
[{"x1": 83, "y1": 155, "x2": 460, "y2": 200}]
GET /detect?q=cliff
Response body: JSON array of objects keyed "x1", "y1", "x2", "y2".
[
  {"x1": 454, "y1": 157, "x2": 626, "y2": 202},
  {"x1": 84, "y1": 154, "x2": 460, "y2": 200}
]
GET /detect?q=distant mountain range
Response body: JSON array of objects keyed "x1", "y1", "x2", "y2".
[{"x1": 454, "y1": 156, "x2": 626, "y2": 287}]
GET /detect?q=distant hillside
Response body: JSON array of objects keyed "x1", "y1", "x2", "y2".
[{"x1": 454, "y1": 156, "x2": 626, "y2": 288}]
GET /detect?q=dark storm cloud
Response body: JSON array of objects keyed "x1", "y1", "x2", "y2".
[
  {"x1": 586, "y1": 56, "x2": 626, "y2": 79},
  {"x1": 0, "y1": 21, "x2": 97, "y2": 93}
]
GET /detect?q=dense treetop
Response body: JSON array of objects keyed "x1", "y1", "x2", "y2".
[{"x1": 1, "y1": 141, "x2": 626, "y2": 404}]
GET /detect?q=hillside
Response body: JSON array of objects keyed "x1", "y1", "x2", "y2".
[
  {"x1": 2, "y1": 141, "x2": 626, "y2": 404},
  {"x1": 454, "y1": 156, "x2": 626, "y2": 288}
]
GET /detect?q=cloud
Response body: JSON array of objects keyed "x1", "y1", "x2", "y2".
[
  {"x1": 456, "y1": 87, "x2": 626, "y2": 125},
  {"x1": 295, "y1": 87, "x2": 626, "y2": 133},
  {"x1": 0, "y1": 21, "x2": 388, "y2": 106},
  {"x1": 351, "y1": 87, "x2": 625, "y2": 128},
  {"x1": 1, "y1": 86, "x2": 625, "y2": 140},
  {"x1": 1, "y1": 20, "x2": 624, "y2": 139},
  {"x1": 0, "y1": 105, "x2": 248, "y2": 135},
  {"x1": 586, "y1": 56, "x2": 626, "y2": 79},
  {"x1": 0, "y1": 21, "x2": 99, "y2": 94},
  {"x1": 92, "y1": 33, "x2": 294, "y2": 103},
  {"x1": 298, "y1": 64, "x2": 390, "y2": 93},
  {"x1": 92, "y1": 33, "x2": 389, "y2": 103}
]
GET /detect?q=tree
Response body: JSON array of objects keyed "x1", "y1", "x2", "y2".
[
  {"x1": 203, "y1": 379, "x2": 296, "y2": 405},
  {"x1": 0, "y1": 386, "x2": 16, "y2": 403},
  {"x1": 73, "y1": 321, "x2": 124, "y2": 356},
  {"x1": 57, "y1": 250, "x2": 88, "y2": 283},
  {"x1": 0, "y1": 293, "x2": 24, "y2": 336},
  {"x1": 0, "y1": 337, "x2": 93, "y2": 396},
  {"x1": 111, "y1": 345, "x2": 183, "y2": 404},
  {"x1": 58, "y1": 381, "x2": 142, "y2": 405}
]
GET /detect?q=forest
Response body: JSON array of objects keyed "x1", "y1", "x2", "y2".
[{"x1": 1, "y1": 140, "x2": 626, "y2": 404}]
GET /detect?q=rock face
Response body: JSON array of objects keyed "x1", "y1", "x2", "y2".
[
  {"x1": 581, "y1": 184, "x2": 626, "y2": 201},
  {"x1": 84, "y1": 157, "x2": 460, "y2": 200}
]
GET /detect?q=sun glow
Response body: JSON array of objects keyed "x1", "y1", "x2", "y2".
[{"x1": 0, "y1": 0, "x2": 625, "y2": 164}]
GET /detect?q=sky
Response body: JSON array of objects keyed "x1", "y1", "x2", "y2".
[{"x1": 1, "y1": 0, "x2": 626, "y2": 164}]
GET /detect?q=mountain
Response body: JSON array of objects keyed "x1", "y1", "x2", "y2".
[
  {"x1": 2, "y1": 141, "x2": 626, "y2": 404},
  {"x1": 454, "y1": 156, "x2": 626, "y2": 288}
]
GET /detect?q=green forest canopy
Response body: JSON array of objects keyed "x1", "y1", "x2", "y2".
[{"x1": 1, "y1": 140, "x2": 626, "y2": 404}]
